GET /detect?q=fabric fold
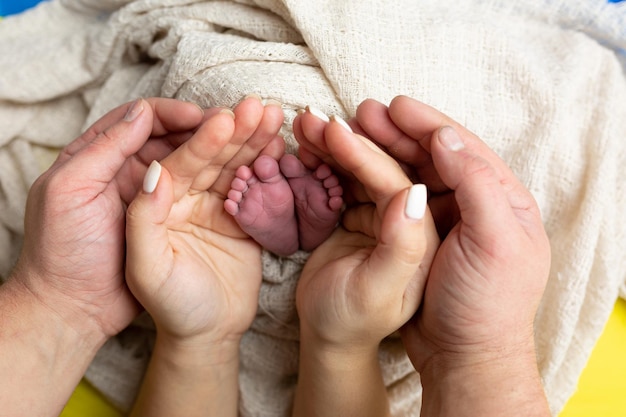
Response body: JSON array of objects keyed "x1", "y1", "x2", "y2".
[{"x1": 1, "y1": 0, "x2": 625, "y2": 415}]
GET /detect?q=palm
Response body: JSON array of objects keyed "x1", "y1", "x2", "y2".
[
  {"x1": 298, "y1": 229, "x2": 378, "y2": 342},
  {"x1": 126, "y1": 97, "x2": 285, "y2": 341},
  {"x1": 144, "y1": 191, "x2": 262, "y2": 339},
  {"x1": 404, "y1": 209, "x2": 549, "y2": 371},
  {"x1": 412, "y1": 227, "x2": 480, "y2": 346}
]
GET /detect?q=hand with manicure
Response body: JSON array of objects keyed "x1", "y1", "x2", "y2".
[
  {"x1": 354, "y1": 96, "x2": 551, "y2": 417},
  {"x1": 291, "y1": 108, "x2": 440, "y2": 417},
  {"x1": 2, "y1": 97, "x2": 212, "y2": 417},
  {"x1": 124, "y1": 95, "x2": 286, "y2": 417}
]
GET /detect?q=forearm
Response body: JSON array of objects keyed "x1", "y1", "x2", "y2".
[
  {"x1": 129, "y1": 334, "x2": 240, "y2": 417},
  {"x1": 0, "y1": 278, "x2": 106, "y2": 417},
  {"x1": 293, "y1": 328, "x2": 390, "y2": 417},
  {"x1": 419, "y1": 349, "x2": 550, "y2": 417}
]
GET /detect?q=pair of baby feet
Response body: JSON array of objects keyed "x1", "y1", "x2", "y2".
[{"x1": 224, "y1": 152, "x2": 343, "y2": 257}]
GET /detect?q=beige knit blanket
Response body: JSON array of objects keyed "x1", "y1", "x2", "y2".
[{"x1": 1, "y1": 1, "x2": 625, "y2": 415}]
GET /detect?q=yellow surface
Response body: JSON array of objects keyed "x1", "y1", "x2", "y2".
[
  {"x1": 61, "y1": 380, "x2": 122, "y2": 417},
  {"x1": 60, "y1": 299, "x2": 626, "y2": 416},
  {"x1": 560, "y1": 298, "x2": 626, "y2": 416}
]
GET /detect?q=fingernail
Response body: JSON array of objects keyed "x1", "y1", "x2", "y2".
[
  {"x1": 330, "y1": 115, "x2": 353, "y2": 133},
  {"x1": 192, "y1": 102, "x2": 205, "y2": 115},
  {"x1": 306, "y1": 105, "x2": 330, "y2": 122},
  {"x1": 244, "y1": 93, "x2": 262, "y2": 101},
  {"x1": 219, "y1": 108, "x2": 236, "y2": 118},
  {"x1": 263, "y1": 98, "x2": 282, "y2": 107},
  {"x1": 143, "y1": 160, "x2": 162, "y2": 194},
  {"x1": 439, "y1": 126, "x2": 464, "y2": 151},
  {"x1": 124, "y1": 98, "x2": 144, "y2": 122},
  {"x1": 405, "y1": 184, "x2": 427, "y2": 220}
]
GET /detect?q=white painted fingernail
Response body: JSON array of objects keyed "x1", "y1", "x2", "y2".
[
  {"x1": 306, "y1": 105, "x2": 330, "y2": 122},
  {"x1": 405, "y1": 184, "x2": 427, "y2": 220},
  {"x1": 143, "y1": 160, "x2": 162, "y2": 194},
  {"x1": 330, "y1": 115, "x2": 353, "y2": 133}
]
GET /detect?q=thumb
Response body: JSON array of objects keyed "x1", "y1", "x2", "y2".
[
  {"x1": 368, "y1": 184, "x2": 437, "y2": 315},
  {"x1": 431, "y1": 126, "x2": 516, "y2": 240},
  {"x1": 126, "y1": 161, "x2": 175, "y2": 283}
]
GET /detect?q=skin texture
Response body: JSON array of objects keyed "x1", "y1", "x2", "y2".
[
  {"x1": 1, "y1": 94, "x2": 550, "y2": 417},
  {"x1": 224, "y1": 153, "x2": 343, "y2": 257},
  {"x1": 291, "y1": 110, "x2": 439, "y2": 417},
  {"x1": 125, "y1": 96, "x2": 285, "y2": 417},
  {"x1": 0, "y1": 98, "x2": 221, "y2": 417},
  {"x1": 373, "y1": 96, "x2": 551, "y2": 417},
  {"x1": 291, "y1": 96, "x2": 551, "y2": 417}
]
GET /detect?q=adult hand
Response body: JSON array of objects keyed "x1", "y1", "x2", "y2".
[
  {"x1": 125, "y1": 96, "x2": 285, "y2": 344},
  {"x1": 294, "y1": 114, "x2": 439, "y2": 349},
  {"x1": 124, "y1": 96, "x2": 284, "y2": 417},
  {"x1": 291, "y1": 112, "x2": 439, "y2": 417},
  {"x1": 355, "y1": 96, "x2": 551, "y2": 417},
  {"x1": 1, "y1": 97, "x2": 210, "y2": 417},
  {"x1": 11, "y1": 97, "x2": 212, "y2": 339}
]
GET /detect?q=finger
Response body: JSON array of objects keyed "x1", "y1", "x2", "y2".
[
  {"x1": 368, "y1": 185, "x2": 436, "y2": 316},
  {"x1": 356, "y1": 98, "x2": 445, "y2": 192},
  {"x1": 387, "y1": 96, "x2": 513, "y2": 184},
  {"x1": 209, "y1": 99, "x2": 285, "y2": 194},
  {"x1": 430, "y1": 126, "x2": 522, "y2": 241},
  {"x1": 356, "y1": 98, "x2": 427, "y2": 164},
  {"x1": 293, "y1": 106, "x2": 335, "y2": 165},
  {"x1": 387, "y1": 96, "x2": 463, "y2": 153},
  {"x1": 50, "y1": 99, "x2": 158, "y2": 192},
  {"x1": 160, "y1": 110, "x2": 236, "y2": 200},
  {"x1": 146, "y1": 97, "x2": 206, "y2": 135},
  {"x1": 57, "y1": 98, "x2": 205, "y2": 166},
  {"x1": 324, "y1": 118, "x2": 412, "y2": 208},
  {"x1": 126, "y1": 160, "x2": 174, "y2": 282},
  {"x1": 342, "y1": 203, "x2": 380, "y2": 238},
  {"x1": 297, "y1": 145, "x2": 323, "y2": 170}
]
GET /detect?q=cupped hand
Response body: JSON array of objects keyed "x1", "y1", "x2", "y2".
[
  {"x1": 125, "y1": 97, "x2": 285, "y2": 344},
  {"x1": 355, "y1": 96, "x2": 551, "y2": 371},
  {"x1": 294, "y1": 116, "x2": 439, "y2": 349},
  {"x1": 12, "y1": 98, "x2": 210, "y2": 340}
]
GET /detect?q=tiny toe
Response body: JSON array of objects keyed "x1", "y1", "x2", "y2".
[
  {"x1": 227, "y1": 189, "x2": 243, "y2": 203},
  {"x1": 328, "y1": 185, "x2": 343, "y2": 197},
  {"x1": 322, "y1": 175, "x2": 339, "y2": 188},
  {"x1": 224, "y1": 199, "x2": 240, "y2": 216},
  {"x1": 235, "y1": 165, "x2": 254, "y2": 181},
  {"x1": 314, "y1": 164, "x2": 332, "y2": 180},
  {"x1": 328, "y1": 196, "x2": 343, "y2": 211},
  {"x1": 231, "y1": 177, "x2": 249, "y2": 193},
  {"x1": 253, "y1": 155, "x2": 282, "y2": 182}
]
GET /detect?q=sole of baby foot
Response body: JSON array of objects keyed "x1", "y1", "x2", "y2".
[
  {"x1": 225, "y1": 156, "x2": 299, "y2": 256},
  {"x1": 279, "y1": 154, "x2": 343, "y2": 252}
]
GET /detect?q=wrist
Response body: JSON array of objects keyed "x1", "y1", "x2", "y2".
[
  {"x1": 0, "y1": 275, "x2": 107, "y2": 415},
  {"x1": 5, "y1": 262, "x2": 110, "y2": 351},
  {"x1": 298, "y1": 321, "x2": 381, "y2": 360},
  {"x1": 130, "y1": 327, "x2": 241, "y2": 417},
  {"x1": 294, "y1": 324, "x2": 391, "y2": 417},
  {"x1": 154, "y1": 331, "x2": 241, "y2": 368},
  {"x1": 419, "y1": 347, "x2": 549, "y2": 417}
]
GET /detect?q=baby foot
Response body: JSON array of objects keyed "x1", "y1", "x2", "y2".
[
  {"x1": 279, "y1": 154, "x2": 343, "y2": 252},
  {"x1": 224, "y1": 155, "x2": 299, "y2": 256}
]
